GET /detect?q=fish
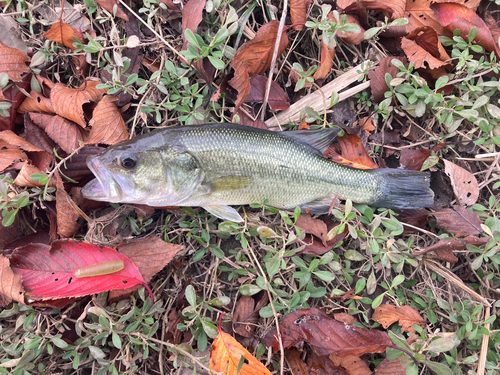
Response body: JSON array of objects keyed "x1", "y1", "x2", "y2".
[{"x1": 81, "y1": 123, "x2": 434, "y2": 222}]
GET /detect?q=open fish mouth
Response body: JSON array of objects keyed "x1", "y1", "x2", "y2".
[{"x1": 81, "y1": 156, "x2": 124, "y2": 202}]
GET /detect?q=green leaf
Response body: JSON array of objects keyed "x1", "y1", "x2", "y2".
[
  {"x1": 435, "y1": 75, "x2": 449, "y2": 90},
  {"x1": 201, "y1": 320, "x2": 218, "y2": 339},
  {"x1": 313, "y1": 270, "x2": 335, "y2": 282},
  {"x1": 371, "y1": 292, "x2": 385, "y2": 309},
  {"x1": 239, "y1": 284, "x2": 262, "y2": 296},
  {"x1": 388, "y1": 330, "x2": 413, "y2": 352},
  {"x1": 2, "y1": 209, "x2": 18, "y2": 227},
  {"x1": 185, "y1": 285, "x2": 197, "y2": 308},
  {"x1": 427, "y1": 336, "x2": 460, "y2": 353},
  {"x1": 112, "y1": 332, "x2": 122, "y2": 349},
  {"x1": 207, "y1": 55, "x2": 225, "y2": 70},
  {"x1": 89, "y1": 345, "x2": 106, "y2": 359},
  {"x1": 391, "y1": 275, "x2": 405, "y2": 288},
  {"x1": 184, "y1": 29, "x2": 201, "y2": 48},
  {"x1": 344, "y1": 250, "x2": 365, "y2": 261},
  {"x1": 424, "y1": 360, "x2": 453, "y2": 375}
]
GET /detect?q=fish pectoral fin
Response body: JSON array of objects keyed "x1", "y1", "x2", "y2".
[
  {"x1": 300, "y1": 193, "x2": 339, "y2": 214},
  {"x1": 210, "y1": 175, "x2": 253, "y2": 192},
  {"x1": 285, "y1": 127, "x2": 340, "y2": 154},
  {"x1": 203, "y1": 205, "x2": 244, "y2": 222}
]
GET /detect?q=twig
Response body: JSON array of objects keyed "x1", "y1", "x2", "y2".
[
  {"x1": 260, "y1": 0, "x2": 288, "y2": 122},
  {"x1": 246, "y1": 244, "x2": 285, "y2": 375},
  {"x1": 477, "y1": 306, "x2": 491, "y2": 375}
]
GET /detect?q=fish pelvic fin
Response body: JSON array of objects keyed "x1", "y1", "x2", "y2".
[
  {"x1": 300, "y1": 193, "x2": 339, "y2": 214},
  {"x1": 369, "y1": 169, "x2": 434, "y2": 209},
  {"x1": 203, "y1": 205, "x2": 244, "y2": 222}
]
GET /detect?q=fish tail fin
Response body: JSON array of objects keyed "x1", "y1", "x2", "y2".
[{"x1": 368, "y1": 168, "x2": 434, "y2": 209}]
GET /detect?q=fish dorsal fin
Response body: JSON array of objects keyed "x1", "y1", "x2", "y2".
[
  {"x1": 284, "y1": 127, "x2": 340, "y2": 154},
  {"x1": 210, "y1": 175, "x2": 253, "y2": 192}
]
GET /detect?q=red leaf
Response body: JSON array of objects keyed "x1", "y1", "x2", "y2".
[
  {"x1": 290, "y1": 0, "x2": 306, "y2": 31},
  {"x1": 432, "y1": 205, "x2": 482, "y2": 236},
  {"x1": 401, "y1": 26, "x2": 452, "y2": 70},
  {"x1": 431, "y1": 2, "x2": 500, "y2": 59},
  {"x1": 10, "y1": 240, "x2": 145, "y2": 301},
  {"x1": 263, "y1": 307, "x2": 393, "y2": 356},
  {"x1": 247, "y1": 73, "x2": 290, "y2": 112}
]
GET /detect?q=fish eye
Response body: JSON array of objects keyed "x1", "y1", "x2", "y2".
[{"x1": 120, "y1": 154, "x2": 137, "y2": 169}]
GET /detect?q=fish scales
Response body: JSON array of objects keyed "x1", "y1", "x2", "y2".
[{"x1": 82, "y1": 123, "x2": 434, "y2": 222}]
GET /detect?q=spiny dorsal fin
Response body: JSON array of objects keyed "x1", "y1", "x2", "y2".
[{"x1": 283, "y1": 127, "x2": 340, "y2": 154}]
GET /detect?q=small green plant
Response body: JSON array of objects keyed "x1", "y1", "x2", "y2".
[
  {"x1": 0, "y1": 176, "x2": 31, "y2": 226},
  {"x1": 292, "y1": 63, "x2": 317, "y2": 91}
]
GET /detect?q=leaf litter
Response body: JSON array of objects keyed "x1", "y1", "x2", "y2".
[{"x1": 0, "y1": 0, "x2": 499, "y2": 373}]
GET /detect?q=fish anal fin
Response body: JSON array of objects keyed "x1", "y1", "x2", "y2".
[
  {"x1": 285, "y1": 128, "x2": 340, "y2": 154},
  {"x1": 300, "y1": 193, "x2": 339, "y2": 215},
  {"x1": 203, "y1": 205, "x2": 244, "y2": 222},
  {"x1": 210, "y1": 175, "x2": 253, "y2": 192}
]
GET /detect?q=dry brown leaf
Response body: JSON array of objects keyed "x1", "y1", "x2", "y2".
[
  {"x1": 14, "y1": 162, "x2": 54, "y2": 187},
  {"x1": 443, "y1": 159, "x2": 479, "y2": 206},
  {"x1": 0, "y1": 130, "x2": 44, "y2": 152},
  {"x1": 290, "y1": 0, "x2": 306, "y2": 31},
  {"x1": 296, "y1": 213, "x2": 329, "y2": 246},
  {"x1": 55, "y1": 171, "x2": 81, "y2": 238},
  {"x1": 337, "y1": 14, "x2": 365, "y2": 45},
  {"x1": 286, "y1": 348, "x2": 309, "y2": 375},
  {"x1": 0, "y1": 255, "x2": 25, "y2": 307},
  {"x1": 313, "y1": 38, "x2": 335, "y2": 80},
  {"x1": 29, "y1": 113, "x2": 87, "y2": 153},
  {"x1": 17, "y1": 90, "x2": 55, "y2": 114},
  {"x1": 229, "y1": 21, "x2": 289, "y2": 113},
  {"x1": 43, "y1": 22, "x2": 82, "y2": 50},
  {"x1": 333, "y1": 312, "x2": 357, "y2": 325},
  {"x1": 368, "y1": 56, "x2": 407, "y2": 103},
  {"x1": 86, "y1": 95, "x2": 128, "y2": 145},
  {"x1": 247, "y1": 73, "x2": 290, "y2": 112},
  {"x1": 324, "y1": 132, "x2": 379, "y2": 169},
  {"x1": 414, "y1": 235, "x2": 489, "y2": 263},
  {"x1": 372, "y1": 304, "x2": 426, "y2": 334},
  {"x1": 374, "y1": 358, "x2": 406, "y2": 375},
  {"x1": 51, "y1": 81, "x2": 106, "y2": 128},
  {"x1": 432, "y1": 206, "x2": 482, "y2": 236},
  {"x1": 95, "y1": 0, "x2": 129, "y2": 20},
  {"x1": 401, "y1": 26, "x2": 451, "y2": 70},
  {"x1": 0, "y1": 40, "x2": 30, "y2": 82},
  {"x1": 0, "y1": 149, "x2": 27, "y2": 172},
  {"x1": 329, "y1": 354, "x2": 371, "y2": 375},
  {"x1": 210, "y1": 329, "x2": 272, "y2": 374},
  {"x1": 232, "y1": 293, "x2": 269, "y2": 337}
]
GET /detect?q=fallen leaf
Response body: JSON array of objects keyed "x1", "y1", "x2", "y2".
[
  {"x1": 263, "y1": 307, "x2": 393, "y2": 356},
  {"x1": 333, "y1": 313, "x2": 357, "y2": 325},
  {"x1": 399, "y1": 149, "x2": 431, "y2": 171},
  {"x1": 86, "y1": 95, "x2": 129, "y2": 145},
  {"x1": 0, "y1": 255, "x2": 25, "y2": 307},
  {"x1": 307, "y1": 351, "x2": 348, "y2": 375},
  {"x1": 443, "y1": 159, "x2": 479, "y2": 206},
  {"x1": 413, "y1": 235, "x2": 489, "y2": 263},
  {"x1": 247, "y1": 73, "x2": 290, "y2": 112},
  {"x1": 374, "y1": 358, "x2": 407, "y2": 374},
  {"x1": 431, "y1": 2, "x2": 500, "y2": 59},
  {"x1": 10, "y1": 240, "x2": 146, "y2": 301},
  {"x1": 290, "y1": 0, "x2": 306, "y2": 31},
  {"x1": 329, "y1": 354, "x2": 371, "y2": 375},
  {"x1": 55, "y1": 171, "x2": 81, "y2": 238},
  {"x1": 369, "y1": 56, "x2": 407, "y2": 103},
  {"x1": 313, "y1": 37, "x2": 336, "y2": 80},
  {"x1": 229, "y1": 21, "x2": 289, "y2": 113},
  {"x1": 232, "y1": 293, "x2": 269, "y2": 337},
  {"x1": 337, "y1": 14, "x2": 365, "y2": 45},
  {"x1": 0, "y1": 130, "x2": 44, "y2": 152},
  {"x1": 29, "y1": 112, "x2": 87, "y2": 153},
  {"x1": 23, "y1": 113, "x2": 58, "y2": 154},
  {"x1": 296, "y1": 214, "x2": 329, "y2": 246},
  {"x1": 167, "y1": 309, "x2": 185, "y2": 344},
  {"x1": 286, "y1": 348, "x2": 310, "y2": 375},
  {"x1": 50, "y1": 81, "x2": 106, "y2": 127},
  {"x1": 95, "y1": 0, "x2": 129, "y2": 21},
  {"x1": 324, "y1": 132, "x2": 379, "y2": 169},
  {"x1": 372, "y1": 304, "x2": 426, "y2": 333},
  {"x1": 43, "y1": 22, "x2": 82, "y2": 50},
  {"x1": 17, "y1": 90, "x2": 55, "y2": 114},
  {"x1": 401, "y1": 26, "x2": 452, "y2": 70},
  {"x1": 0, "y1": 73, "x2": 31, "y2": 131},
  {"x1": 235, "y1": 109, "x2": 269, "y2": 129},
  {"x1": 14, "y1": 162, "x2": 55, "y2": 187},
  {"x1": 432, "y1": 206, "x2": 482, "y2": 236},
  {"x1": 210, "y1": 328, "x2": 272, "y2": 374},
  {"x1": 298, "y1": 217, "x2": 348, "y2": 256},
  {"x1": 0, "y1": 149, "x2": 27, "y2": 172},
  {"x1": 160, "y1": 0, "x2": 181, "y2": 12},
  {"x1": 0, "y1": 40, "x2": 30, "y2": 81}
]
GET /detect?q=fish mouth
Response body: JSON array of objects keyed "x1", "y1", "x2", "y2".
[{"x1": 81, "y1": 156, "x2": 124, "y2": 202}]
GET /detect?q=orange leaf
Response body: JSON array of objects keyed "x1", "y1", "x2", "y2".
[
  {"x1": 290, "y1": 0, "x2": 306, "y2": 31},
  {"x1": 329, "y1": 354, "x2": 371, "y2": 375},
  {"x1": 0, "y1": 148, "x2": 27, "y2": 173},
  {"x1": 285, "y1": 349, "x2": 310, "y2": 375},
  {"x1": 229, "y1": 21, "x2": 288, "y2": 112},
  {"x1": 43, "y1": 22, "x2": 82, "y2": 50},
  {"x1": 372, "y1": 304, "x2": 426, "y2": 334},
  {"x1": 0, "y1": 130, "x2": 44, "y2": 152},
  {"x1": 95, "y1": 0, "x2": 129, "y2": 20},
  {"x1": 55, "y1": 171, "x2": 81, "y2": 238},
  {"x1": 431, "y1": 2, "x2": 500, "y2": 59},
  {"x1": 401, "y1": 26, "x2": 452, "y2": 70},
  {"x1": 50, "y1": 81, "x2": 106, "y2": 127},
  {"x1": 324, "y1": 132, "x2": 379, "y2": 169},
  {"x1": 0, "y1": 40, "x2": 30, "y2": 82},
  {"x1": 86, "y1": 95, "x2": 129, "y2": 145},
  {"x1": 313, "y1": 38, "x2": 335, "y2": 80},
  {"x1": 17, "y1": 90, "x2": 55, "y2": 114},
  {"x1": 14, "y1": 162, "x2": 55, "y2": 187},
  {"x1": 210, "y1": 329, "x2": 271, "y2": 375}
]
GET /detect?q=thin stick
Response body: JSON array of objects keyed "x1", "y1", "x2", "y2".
[
  {"x1": 477, "y1": 306, "x2": 490, "y2": 375},
  {"x1": 260, "y1": 0, "x2": 288, "y2": 122}
]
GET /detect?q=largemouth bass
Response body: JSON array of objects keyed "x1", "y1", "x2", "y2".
[{"x1": 81, "y1": 123, "x2": 433, "y2": 222}]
